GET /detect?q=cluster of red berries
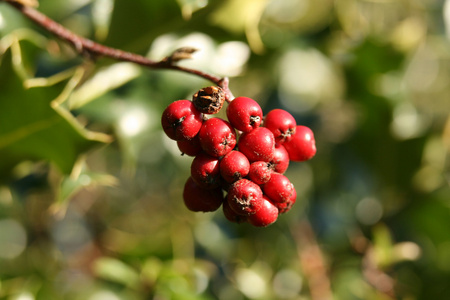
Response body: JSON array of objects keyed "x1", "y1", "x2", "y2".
[{"x1": 161, "y1": 86, "x2": 316, "y2": 227}]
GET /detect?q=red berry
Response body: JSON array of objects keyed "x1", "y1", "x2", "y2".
[
  {"x1": 248, "y1": 196, "x2": 278, "y2": 227},
  {"x1": 263, "y1": 109, "x2": 297, "y2": 144},
  {"x1": 248, "y1": 161, "x2": 273, "y2": 185},
  {"x1": 220, "y1": 150, "x2": 250, "y2": 183},
  {"x1": 177, "y1": 135, "x2": 202, "y2": 156},
  {"x1": 190, "y1": 152, "x2": 220, "y2": 189},
  {"x1": 226, "y1": 97, "x2": 263, "y2": 132},
  {"x1": 275, "y1": 186, "x2": 297, "y2": 214},
  {"x1": 198, "y1": 118, "x2": 237, "y2": 157},
  {"x1": 227, "y1": 179, "x2": 263, "y2": 216},
  {"x1": 183, "y1": 177, "x2": 223, "y2": 212},
  {"x1": 238, "y1": 127, "x2": 275, "y2": 162},
  {"x1": 263, "y1": 173, "x2": 294, "y2": 204},
  {"x1": 161, "y1": 100, "x2": 203, "y2": 140},
  {"x1": 283, "y1": 125, "x2": 316, "y2": 162},
  {"x1": 270, "y1": 144, "x2": 289, "y2": 174},
  {"x1": 222, "y1": 199, "x2": 247, "y2": 224}
]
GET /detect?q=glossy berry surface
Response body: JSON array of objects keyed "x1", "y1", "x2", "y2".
[
  {"x1": 263, "y1": 109, "x2": 297, "y2": 144},
  {"x1": 161, "y1": 100, "x2": 203, "y2": 141},
  {"x1": 220, "y1": 150, "x2": 250, "y2": 183},
  {"x1": 226, "y1": 97, "x2": 263, "y2": 132},
  {"x1": 177, "y1": 135, "x2": 202, "y2": 156},
  {"x1": 198, "y1": 118, "x2": 237, "y2": 157},
  {"x1": 162, "y1": 88, "x2": 316, "y2": 227},
  {"x1": 190, "y1": 152, "x2": 220, "y2": 189},
  {"x1": 283, "y1": 125, "x2": 316, "y2": 162},
  {"x1": 248, "y1": 196, "x2": 278, "y2": 227},
  {"x1": 183, "y1": 177, "x2": 223, "y2": 212},
  {"x1": 227, "y1": 179, "x2": 263, "y2": 216},
  {"x1": 248, "y1": 161, "x2": 272, "y2": 185},
  {"x1": 263, "y1": 173, "x2": 295, "y2": 203},
  {"x1": 222, "y1": 199, "x2": 247, "y2": 224},
  {"x1": 275, "y1": 186, "x2": 297, "y2": 214},
  {"x1": 270, "y1": 144, "x2": 289, "y2": 174},
  {"x1": 238, "y1": 127, "x2": 275, "y2": 162}
]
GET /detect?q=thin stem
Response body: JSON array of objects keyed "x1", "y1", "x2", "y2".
[
  {"x1": 291, "y1": 220, "x2": 334, "y2": 300},
  {"x1": 3, "y1": 0, "x2": 234, "y2": 101}
]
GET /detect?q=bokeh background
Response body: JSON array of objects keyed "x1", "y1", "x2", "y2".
[{"x1": 1, "y1": 0, "x2": 450, "y2": 299}]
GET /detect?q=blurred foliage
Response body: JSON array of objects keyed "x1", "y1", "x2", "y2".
[{"x1": 0, "y1": 0, "x2": 450, "y2": 299}]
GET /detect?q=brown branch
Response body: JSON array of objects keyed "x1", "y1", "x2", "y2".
[
  {"x1": 3, "y1": 0, "x2": 234, "y2": 101},
  {"x1": 349, "y1": 229, "x2": 397, "y2": 298},
  {"x1": 291, "y1": 220, "x2": 334, "y2": 300}
]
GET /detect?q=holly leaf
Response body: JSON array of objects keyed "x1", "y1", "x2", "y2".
[{"x1": 0, "y1": 44, "x2": 111, "y2": 179}]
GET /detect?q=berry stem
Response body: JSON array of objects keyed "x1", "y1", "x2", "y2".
[{"x1": 3, "y1": 0, "x2": 234, "y2": 101}]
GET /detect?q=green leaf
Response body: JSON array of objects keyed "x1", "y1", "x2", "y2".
[
  {"x1": 105, "y1": 0, "x2": 181, "y2": 53},
  {"x1": 209, "y1": 0, "x2": 267, "y2": 53},
  {"x1": 51, "y1": 159, "x2": 118, "y2": 214},
  {"x1": 93, "y1": 257, "x2": 140, "y2": 288},
  {"x1": 0, "y1": 43, "x2": 111, "y2": 178},
  {"x1": 176, "y1": 0, "x2": 208, "y2": 20}
]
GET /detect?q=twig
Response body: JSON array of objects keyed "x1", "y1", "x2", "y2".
[
  {"x1": 349, "y1": 229, "x2": 396, "y2": 298},
  {"x1": 2, "y1": 0, "x2": 234, "y2": 101},
  {"x1": 291, "y1": 220, "x2": 334, "y2": 300}
]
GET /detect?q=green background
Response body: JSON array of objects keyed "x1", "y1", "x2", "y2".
[{"x1": 0, "y1": 0, "x2": 449, "y2": 299}]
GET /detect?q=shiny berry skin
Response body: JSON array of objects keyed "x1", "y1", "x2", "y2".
[
  {"x1": 248, "y1": 161, "x2": 272, "y2": 185},
  {"x1": 248, "y1": 196, "x2": 278, "y2": 227},
  {"x1": 226, "y1": 97, "x2": 263, "y2": 132},
  {"x1": 270, "y1": 144, "x2": 289, "y2": 174},
  {"x1": 275, "y1": 186, "x2": 297, "y2": 214},
  {"x1": 198, "y1": 118, "x2": 237, "y2": 157},
  {"x1": 222, "y1": 199, "x2": 247, "y2": 224},
  {"x1": 238, "y1": 127, "x2": 275, "y2": 162},
  {"x1": 263, "y1": 173, "x2": 294, "y2": 204},
  {"x1": 283, "y1": 125, "x2": 316, "y2": 162},
  {"x1": 227, "y1": 179, "x2": 263, "y2": 216},
  {"x1": 161, "y1": 100, "x2": 203, "y2": 141},
  {"x1": 183, "y1": 177, "x2": 223, "y2": 212},
  {"x1": 263, "y1": 109, "x2": 297, "y2": 144},
  {"x1": 177, "y1": 135, "x2": 202, "y2": 156},
  {"x1": 190, "y1": 152, "x2": 220, "y2": 189},
  {"x1": 220, "y1": 150, "x2": 250, "y2": 183}
]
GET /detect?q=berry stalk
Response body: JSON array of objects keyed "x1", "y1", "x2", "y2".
[{"x1": 3, "y1": 0, "x2": 234, "y2": 101}]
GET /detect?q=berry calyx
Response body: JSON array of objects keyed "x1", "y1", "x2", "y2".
[
  {"x1": 263, "y1": 109, "x2": 297, "y2": 144},
  {"x1": 283, "y1": 125, "x2": 316, "y2": 162},
  {"x1": 227, "y1": 179, "x2": 263, "y2": 216},
  {"x1": 226, "y1": 97, "x2": 263, "y2": 132},
  {"x1": 183, "y1": 177, "x2": 223, "y2": 212},
  {"x1": 220, "y1": 150, "x2": 250, "y2": 183},
  {"x1": 198, "y1": 118, "x2": 237, "y2": 157},
  {"x1": 238, "y1": 127, "x2": 275, "y2": 162},
  {"x1": 161, "y1": 100, "x2": 203, "y2": 141}
]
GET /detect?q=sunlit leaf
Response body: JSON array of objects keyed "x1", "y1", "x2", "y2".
[
  {"x1": 209, "y1": 0, "x2": 266, "y2": 53},
  {"x1": 0, "y1": 43, "x2": 111, "y2": 178},
  {"x1": 176, "y1": 0, "x2": 208, "y2": 20},
  {"x1": 93, "y1": 257, "x2": 140, "y2": 288}
]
